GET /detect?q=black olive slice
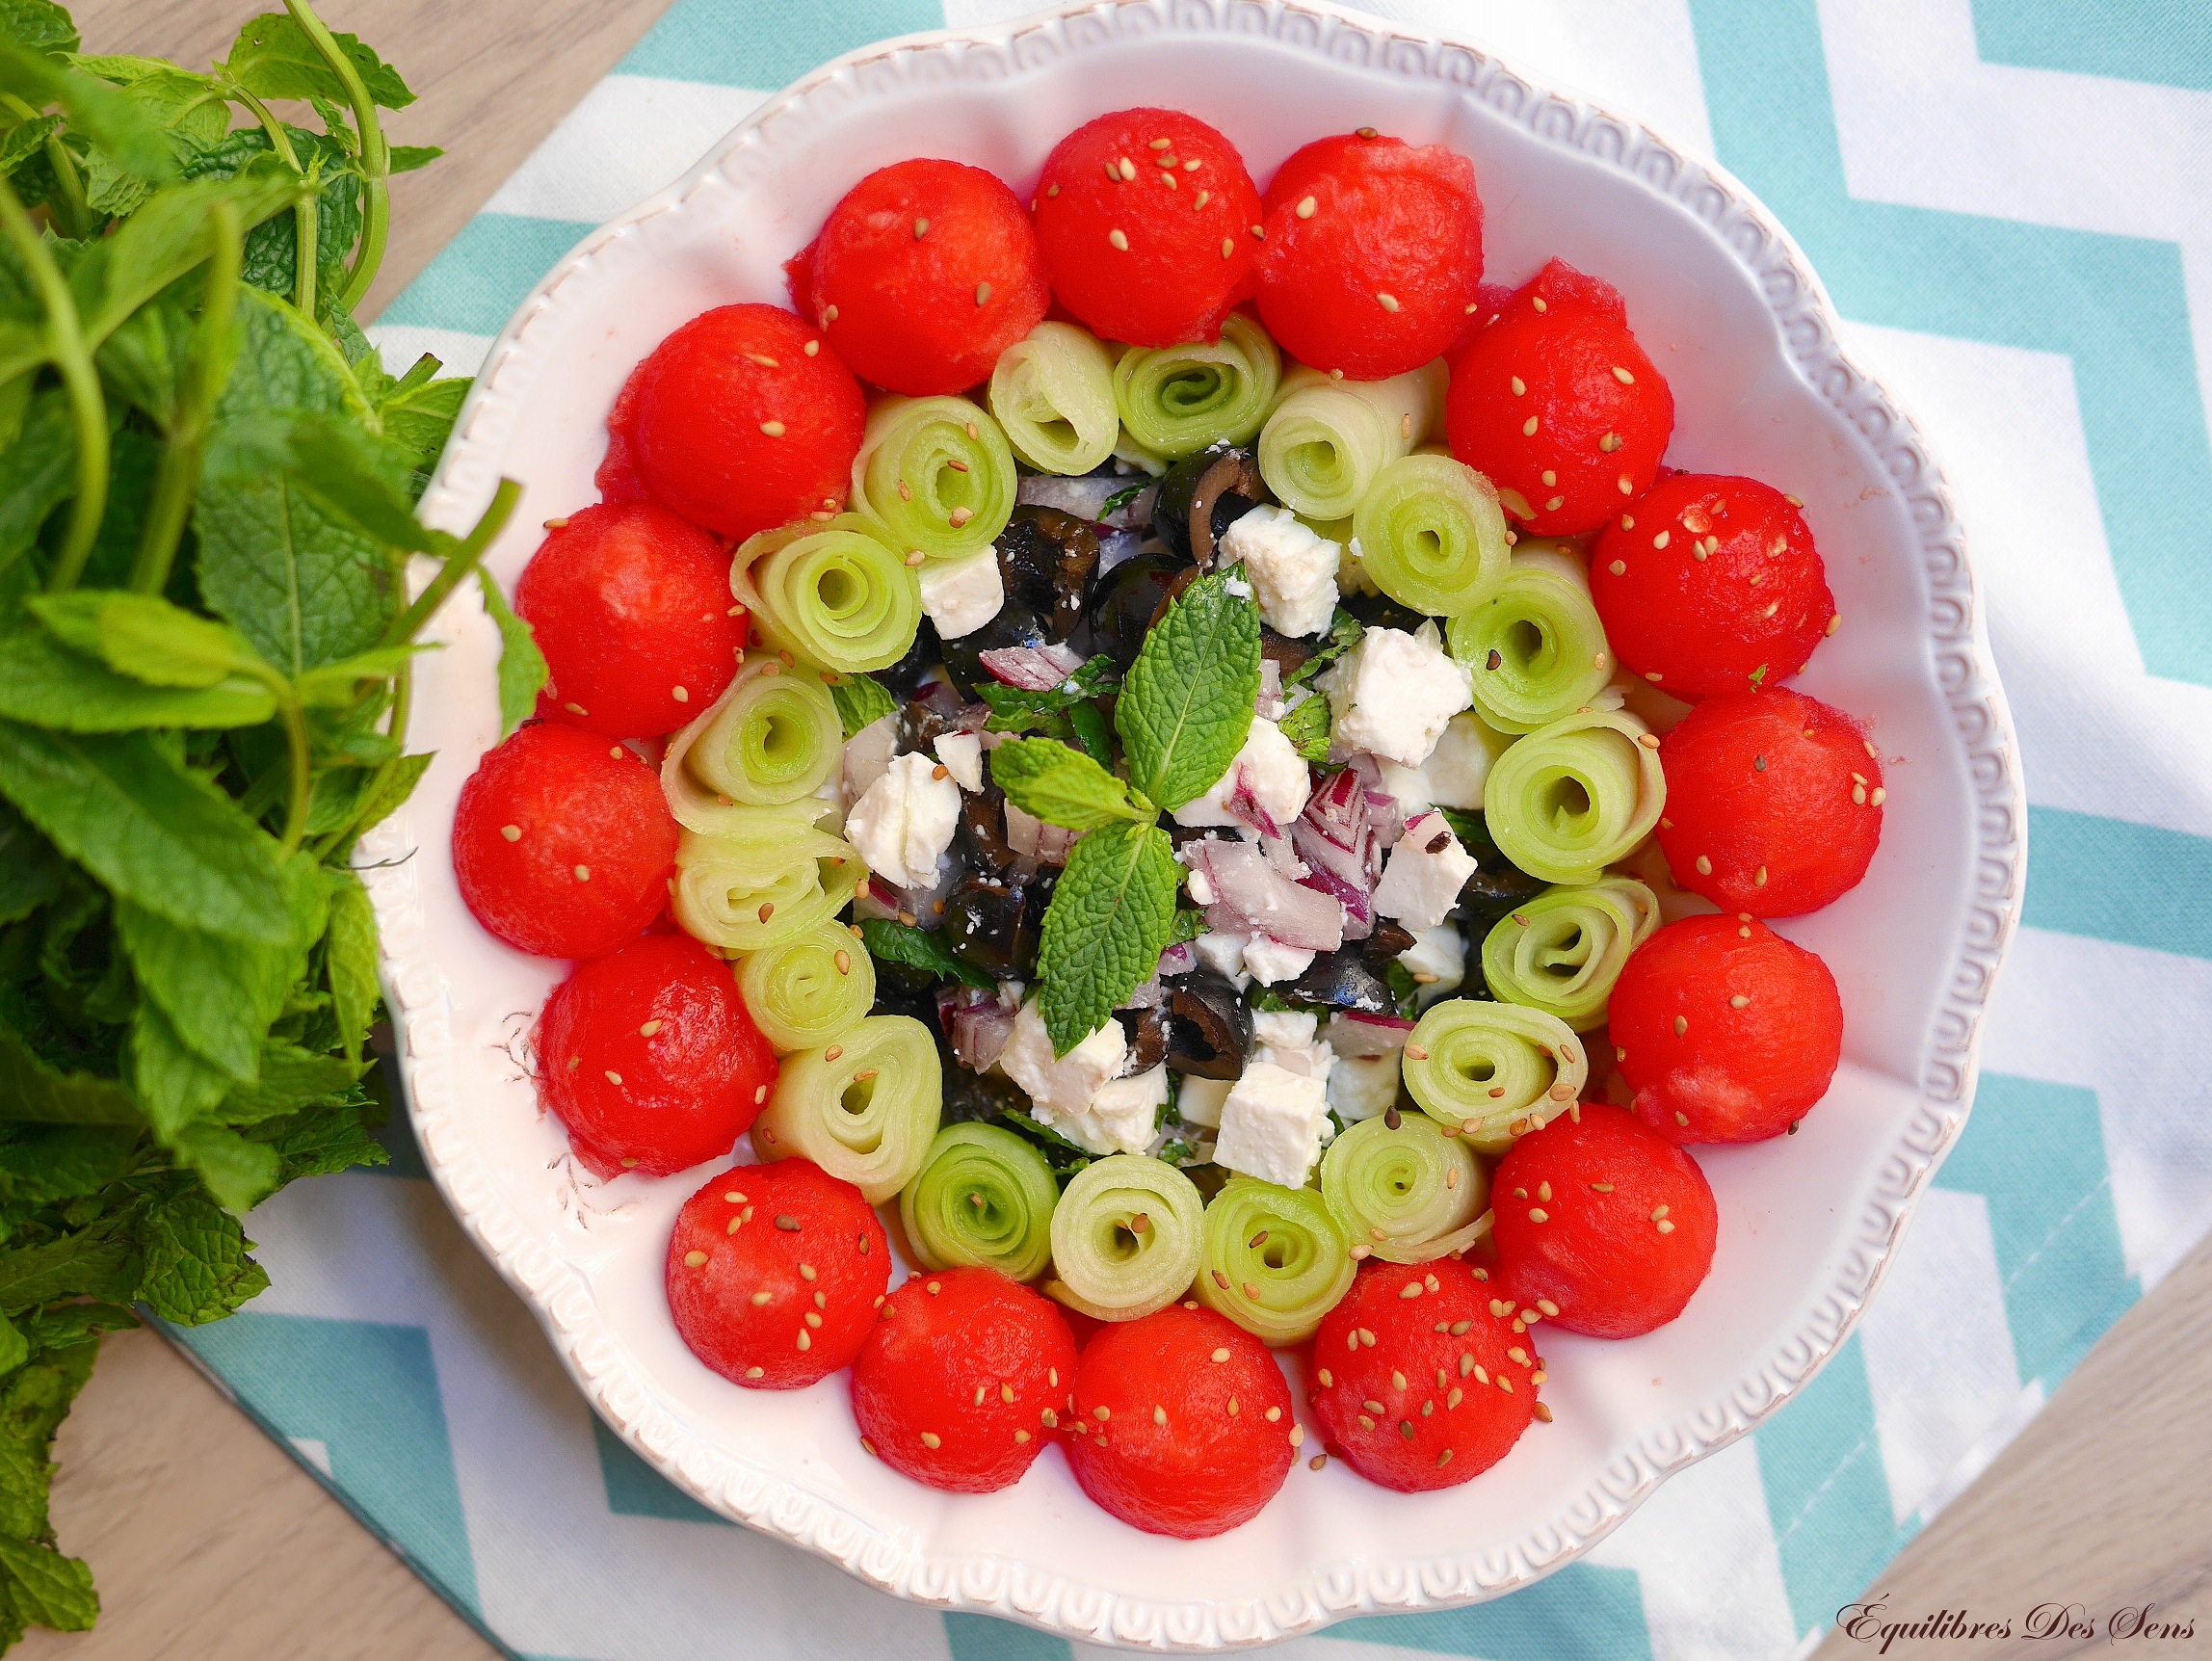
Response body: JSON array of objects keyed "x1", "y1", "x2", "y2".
[{"x1": 1165, "y1": 968, "x2": 1251, "y2": 1078}]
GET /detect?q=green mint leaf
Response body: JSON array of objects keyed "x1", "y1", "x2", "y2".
[
  {"x1": 253, "y1": 1095, "x2": 387, "y2": 1184},
  {"x1": 293, "y1": 643, "x2": 429, "y2": 708},
  {"x1": 115, "y1": 850, "x2": 326, "y2": 1084},
  {"x1": 223, "y1": 12, "x2": 418, "y2": 109},
  {"x1": 1168, "y1": 906, "x2": 1208, "y2": 946},
  {"x1": 1036, "y1": 821, "x2": 1178, "y2": 1056},
  {"x1": 0, "y1": 1536, "x2": 95, "y2": 1632},
  {"x1": 23, "y1": 1304, "x2": 140, "y2": 1352},
  {"x1": 0, "y1": 626, "x2": 276, "y2": 730},
  {"x1": 371, "y1": 366, "x2": 467, "y2": 497},
  {"x1": 1278, "y1": 689, "x2": 1331, "y2": 764},
  {"x1": 67, "y1": 167, "x2": 303, "y2": 345},
  {"x1": 1115, "y1": 570, "x2": 1261, "y2": 812},
  {"x1": 828, "y1": 672, "x2": 895, "y2": 739},
  {"x1": 988, "y1": 735, "x2": 1151, "y2": 831},
  {"x1": 387, "y1": 143, "x2": 442, "y2": 174},
  {"x1": 94, "y1": 294, "x2": 194, "y2": 431},
  {"x1": 215, "y1": 1040, "x2": 361, "y2": 1126},
  {"x1": 0, "y1": 111, "x2": 60, "y2": 179},
  {"x1": 133, "y1": 1186, "x2": 269, "y2": 1323},
  {"x1": 3, "y1": 2, "x2": 80, "y2": 54},
  {"x1": 0, "y1": 392, "x2": 75, "y2": 578},
  {"x1": 0, "y1": 1230, "x2": 134, "y2": 1316},
  {"x1": 335, "y1": 751, "x2": 431, "y2": 854},
  {"x1": 0, "y1": 1021, "x2": 139, "y2": 1126},
  {"x1": 977, "y1": 653, "x2": 1120, "y2": 730},
  {"x1": 181, "y1": 125, "x2": 360, "y2": 306},
  {"x1": 326, "y1": 869, "x2": 379, "y2": 1062},
  {"x1": 1099, "y1": 480, "x2": 1148, "y2": 516},
  {"x1": 857, "y1": 918, "x2": 991, "y2": 990},
  {"x1": 0, "y1": 38, "x2": 171, "y2": 184},
  {"x1": 1066, "y1": 699, "x2": 1113, "y2": 767},
  {"x1": 0, "y1": 723, "x2": 294, "y2": 945},
  {"x1": 170, "y1": 1121, "x2": 280, "y2": 1213},
  {"x1": 1286, "y1": 605, "x2": 1362, "y2": 688},
  {"x1": 29, "y1": 591, "x2": 265, "y2": 688},
  {"x1": 128, "y1": 1002, "x2": 231, "y2": 1137},
  {"x1": 0, "y1": 801, "x2": 60, "y2": 929},
  {"x1": 0, "y1": 1315, "x2": 31, "y2": 1379},
  {"x1": 205, "y1": 407, "x2": 434, "y2": 552},
  {"x1": 0, "y1": 1127, "x2": 137, "y2": 1206}
]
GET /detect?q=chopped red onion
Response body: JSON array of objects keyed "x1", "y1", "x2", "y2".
[
  {"x1": 1291, "y1": 765, "x2": 1394, "y2": 939},
  {"x1": 1156, "y1": 941, "x2": 1197, "y2": 978},
  {"x1": 1325, "y1": 1011, "x2": 1416, "y2": 1058},
  {"x1": 1004, "y1": 800, "x2": 1078, "y2": 866},
  {"x1": 1182, "y1": 836, "x2": 1344, "y2": 951},
  {"x1": 941, "y1": 987, "x2": 1017, "y2": 1072},
  {"x1": 978, "y1": 642, "x2": 1085, "y2": 691},
  {"x1": 1256, "y1": 660, "x2": 1285, "y2": 720}
]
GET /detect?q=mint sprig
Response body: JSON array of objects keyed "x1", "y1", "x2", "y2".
[
  {"x1": 1019, "y1": 574, "x2": 1263, "y2": 1053},
  {"x1": 1278, "y1": 689, "x2": 1330, "y2": 763},
  {"x1": 827, "y1": 671, "x2": 896, "y2": 738}
]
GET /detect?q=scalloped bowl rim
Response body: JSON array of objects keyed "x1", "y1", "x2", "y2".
[{"x1": 378, "y1": 1, "x2": 2026, "y2": 1648}]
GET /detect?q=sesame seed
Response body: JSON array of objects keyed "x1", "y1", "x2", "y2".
[
  {"x1": 1695, "y1": 855, "x2": 1713, "y2": 876},
  {"x1": 1264, "y1": 1406, "x2": 1282, "y2": 1423},
  {"x1": 1310, "y1": 1453, "x2": 1329, "y2": 1470},
  {"x1": 1296, "y1": 195, "x2": 1317, "y2": 219},
  {"x1": 775, "y1": 1214, "x2": 800, "y2": 1230},
  {"x1": 1674, "y1": 1110, "x2": 1691, "y2": 1126},
  {"x1": 1152, "y1": 1405, "x2": 1168, "y2": 1426},
  {"x1": 1108, "y1": 228, "x2": 1128, "y2": 250},
  {"x1": 824, "y1": 304, "x2": 838, "y2": 323},
  {"x1": 602, "y1": 1069, "x2": 623, "y2": 1087},
  {"x1": 1195, "y1": 189, "x2": 1211, "y2": 208},
  {"x1": 747, "y1": 1366, "x2": 765, "y2": 1379},
  {"x1": 1618, "y1": 475, "x2": 1635, "y2": 494},
  {"x1": 683, "y1": 1251, "x2": 708, "y2": 1267},
  {"x1": 1357, "y1": 1414, "x2": 1376, "y2": 1431},
  {"x1": 1377, "y1": 292, "x2": 1400, "y2": 313},
  {"x1": 1449, "y1": 1320, "x2": 1472, "y2": 1335},
  {"x1": 1093, "y1": 1405, "x2": 1111, "y2": 1421},
  {"x1": 1219, "y1": 237, "x2": 1234, "y2": 259},
  {"x1": 1600, "y1": 433, "x2": 1621, "y2": 452},
  {"x1": 1405, "y1": 1044, "x2": 1429, "y2": 1062},
  {"x1": 1359, "y1": 1328, "x2": 1377, "y2": 1348},
  {"x1": 1119, "y1": 157, "x2": 1137, "y2": 179},
  {"x1": 1546, "y1": 495, "x2": 1566, "y2": 512},
  {"x1": 803, "y1": 340, "x2": 819, "y2": 356},
  {"x1": 906, "y1": 550, "x2": 925, "y2": 567},
  {"x1": 1364, "y1": 1397, "x2": 1386, "y2": 1414},
  {"x1": 1226, "y1": 1397, "x2": 1239, "y2": 1416},
  {"x1": 1542, "y1": 469, "x2": 1558, "y2": 487},
  {"x1": 1755, "y1": 866, "x2": 1770, "y2": 885},
  {"x1": 803, "y1": 1311, "x2": 822, "y2": 1329},
  {"x1": 813, "y1": 1292, "x2": 827, "y2": 1310},
  {"x1": 1657, "y1": 1219, "x2": 1676, "y2": 1234},
  {"x1": 1399, "y1": 1281, "x2": 1422, "y2": 1300},
  {"x1": 573, "y1": 864, "x2": 592, "y2": 882},
  {"x1": 1047, "y1": 183, "x2": 1060, "y2": 198},
  {"x1": 1459, "y1": 1353, "x2": 1475, "y2": 1377},
  {"x1": 1871, "y1": 786, "x2": 1886, "y2": 805},
  {"x1": 799, "y1": 1262, "x2": 817, "y2": 1281},
  {"x1": 1185, "y1": 157, "x2": 1202, "y2": 171},
  {"x1": 1654, "y1": 530, "x2": 1671, "y2": 548},
  {"x1": 758, "y1": 902, "x2": 775, "y2": 923},
  {"x1": 1521, "y1": 415, "x2": 1539, "y2": 437},
  {"x1": 1103, "y1": 160, "x2": 1119, "y2": 182},
  {"x1": 1528, "y1": 1207, "x2": 1549, "y2": 1223},
  {"x1": 1612, "y1": 365, "x2": 1635, "y2": 384},
  {"x1": 725, "y1": 1192, "x2": 746, "y2": 1204},
  {"x1": 1853, "y1": 783, "x2": 1868, "y2": 804},
  {"x1": 1251, "y1": 224, "x2": 1264, "y2": 237},
  {"x1": 1014, "y1": 1428, "x2": 1031, "y2": 1443},
  {"x1": 754, "y1": 1085, "x2": 768, "y2": 1104},
  {"x1": 796, "y1": 1331, "x2": 811, "y2": 1351},
  {"x1": 1621, "y1": 514, "x2": 1635, "y2": 529},
  {"x1": 1040, "y1": 1408, "x2": 1058, "y2": 1427},
  {"x1": 543, "y1": 516, "x2": 570, "y2": 530},
  {"x1": 920, "y1": 1430, "x2": 942, "y2": 1448},
  {"x1": 1243, "y1": 1281, "x2": 1261, "y2": 1300}
]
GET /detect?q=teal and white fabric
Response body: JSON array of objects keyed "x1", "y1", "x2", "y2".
[{"x1": 169, "y1": 2, "x2": 2212, "y2": 1656}]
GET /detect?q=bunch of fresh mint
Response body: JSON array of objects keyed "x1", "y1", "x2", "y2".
[
  {"x1": 989, "y1": 571, "x2": 1260, "y2": 1055},
  {"x1": 0, "y1": 0, "x2": 540, "y2": 1643}
]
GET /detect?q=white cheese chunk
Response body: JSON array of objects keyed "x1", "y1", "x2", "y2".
[
  {"x1": 1251, "y1": 1010, "x2": 1335, "y2": 1085},
  {"x1": 1318, "y1": 621, "x2": 1473, "y2": 767},
  {"x1": 996, "y1": 1003, "x2": 1126, "y2": 1132},
  {"x1": 917, "y1": 546, "x2": 1004, "y2": 640},
  {"x1": 1242, "y1": 936, "x2": 1315, "y2": 985},
  {"x1": 842, "y1": 713, "x2": 899, "y2": 811},
  {"x1": 1398, "y1": 921, "x2": 1466, "y2": 1008},
  {"x1": 1218, "y1": 504, "x2": 1341, "y2": 638},
  {"x1": 1214, "y1": 1062, "x2": 1333, "y2": 1187},
  {"x1": 1327, "y1": 1049, "x2": 1403, "y2": 1122},
  {"x1": 1046, "y1": 1064, "x2": 1169, "y2": 1156},
  {"x1": 845, "y1": 751, "x2": 961, "y2": 888},
  {"x1": 1378, "y1": 711, "x2": 1514, "y2": 813},
  {"x1": 1172, "y1": 715, "x2": 1313, "y2": 831},
  {"x1": 1371, "y1": 809, "x2": 1477, "y2": 932},
  {"x1": 933, "y1": 730, "x2": 984, "y2": 792},
  {"x1": 1174, "y1": 1074, "x2": 1234, "y2": 1130},
  {"x1": 1193, "y1": 929, "x2": 1252, "y2": 987}
]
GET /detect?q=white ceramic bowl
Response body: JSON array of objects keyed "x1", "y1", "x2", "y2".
[{"x1": 382, "y1": 1, "x2": 2025, "y2": 1648}]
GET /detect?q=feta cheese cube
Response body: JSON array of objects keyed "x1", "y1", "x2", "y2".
[
  {"x1": 1043, "y1": 1064, "x2": 1169, "y2": 1156},
  {"x1": 1327, "y1": 1049, "x2": 1403, "y2": 1122},
  {"x1": 933, "y1": 730, "x2": 984, "y2": 792},
  {"x1": 1378, "y1": 711, "x2": 1514, "y2": 813},
  {"x1": 1318, "y1": 622, "x2": 1473, "y2": 767},
  {"x1": 1172, "y1": 1073, "x2": 1233, "y2": 1130},
  {"x1": 1172, "y1": 715, "x2": 1313, "y2": 831},
  {"x1": 917, "y1": 545, "x2": 1004, "y2": 640},
  {"x1": 1218, "y1": 505, "x2": 1341, "y2": 638},
  {"x1": 996, "y1": 1003, "x2": 1126, "y2": 1129},
  {"x1": 1371, "y1": 809, "x2": 1477, "y2": 931},
  {"x1": 1242, "y1": 936, "x2": 1315, "y2": 985},
  {"x1": 1251, "y1": 1010, "x2": 1334, "y2": 1085},
  {"x1": 845, "y1": 751, "x2": 961, "y2": 888},
  {"x1": 1214, "y1": 1062, "x2": 1333, "y2": 1187},
  {"x1": 842, "y1": 713, "x2": 899, "y2": 810},
  {"x1": 1398, "y1": 921, "x2": 1466, "y2": 1008},
  {"x1": 1193, "y1": 929, "x2": 1252, "y2": 987}
]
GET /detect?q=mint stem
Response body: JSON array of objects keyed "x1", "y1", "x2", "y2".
[
  {"x1": 225, "y1": 82, "x2": 317, "y2": 319},
  {"x1": 130, "y1": 202, "x2": 244, "y2": 595},
  {"x1": 0, "y1": 92, "x2": 92, "y2": 239},
  {"x1": 383, "y1": 478, "x2": 520, "y2": 648},
  {"x1": 0, "y1": 175, "x2": 108, "y2": 594},
  {"x1": 283, "y1": 0, "x2": 389, "y2": 312}
]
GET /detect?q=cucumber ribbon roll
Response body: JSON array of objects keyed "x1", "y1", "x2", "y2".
[
  {"x1": 1447, "y1": 542, "x2": 1614, "y2": 732},
  {"x1": 662, "y1": 657, "x2": 840, "y2": 827},
  {"x1": 1400, "y1": 998, "x2": 1590, "y2": 1152},
  {"x1": 1193, "y1": 1175, "x2": 1356, "y2": 1345},
  {"x1": 672, "y1": 817, "x2": 864, "y2": 953},
  {"x1": 849, "y1": 395, "x2": 1017, "y2": 559},
  {"x1": 1319, "y1": 1115, "x2": 1491, "y2": 1263},
  {"x1": 756, "y1": 1014, "x2": 942, "y2": 1203},
  {"x1": 1350, "y1": 452, "x2": 1511, "y2": 618},
  {"x1": 1258, "y1": 358, "x2": 1446, "y2": 521},
  {"x1": 1482, "y1": 703, "x2": 1667, "y2": 883},
  {"x1": 1112, "y1": 312, "x2": 1281, "y2": 461},
  {"x1": 899, "y1": 1122, "x2": 1060, "y2": 1282},
  {"x1": 729, "y1": 514, "x2": 922, "y2": 675},
  {"x1": 1045, "y1": 1154, "x2": 1205, "y2": 1322},
  {"x1": 735, "y1": 917, "x2": 878, "y2": 1053},
  {"x1": 1480, "y1": 876, "x2": 1661, "y2": 1031},
  {"x1": 988, "y1": 321, "x2": 1119, "y2": 476}
]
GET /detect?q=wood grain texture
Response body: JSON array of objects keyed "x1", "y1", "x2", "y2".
[{"x1": 17, "y1": 0, "x2": 2212, "y2": 1654}]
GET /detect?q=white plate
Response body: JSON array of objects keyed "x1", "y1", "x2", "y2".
[{"x1": 382, "y1": 1, "x2": 2026, "y2": 1648}]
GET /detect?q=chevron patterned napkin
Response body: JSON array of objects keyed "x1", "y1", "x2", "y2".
[{"x1": 166, "y1": 2, "x2": 2212, "y2": 1656}]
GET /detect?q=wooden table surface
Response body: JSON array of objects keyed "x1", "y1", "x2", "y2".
[{"x1": 21, "y1": 3, "x2": 2212, "y2": 1657}]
